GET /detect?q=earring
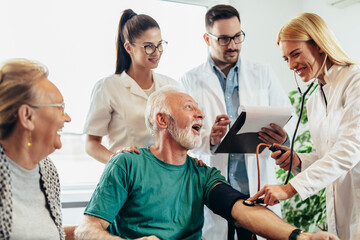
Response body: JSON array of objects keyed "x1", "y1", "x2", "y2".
[{"x1": 28, "y1": 133, "x2": 32, "y2": 147}]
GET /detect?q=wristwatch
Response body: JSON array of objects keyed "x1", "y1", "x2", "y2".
[{"x1": 289, "y1": 228, "x2": 303, "y2": 240}]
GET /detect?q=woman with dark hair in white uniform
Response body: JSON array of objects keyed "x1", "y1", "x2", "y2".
[{"x1": 84, "y1": 9, "x2": 178, "y2": 164}]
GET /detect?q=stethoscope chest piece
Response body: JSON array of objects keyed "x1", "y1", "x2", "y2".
[
  {"x1": 243, "y1": 200, "x2": 256, "y2": 206},
  {"x1": 243, "y1": 199, "x2": 264, "y2": 207}
]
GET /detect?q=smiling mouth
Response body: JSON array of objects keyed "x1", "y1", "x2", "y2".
[
  {"x1": 295, "y1": 67, "x2": 306, "y2": 76},
  {"x1": 192, "y1": 124, "x2": 202, "y2": 133}
]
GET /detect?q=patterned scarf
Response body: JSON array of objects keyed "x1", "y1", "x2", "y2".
[{"x1": 0, "y1": 144, "x2": 64, "y2": 239}]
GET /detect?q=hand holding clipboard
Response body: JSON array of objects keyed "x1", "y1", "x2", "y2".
[{"x1": 214, "y1": 106, "x2": 292, "y2": 154}]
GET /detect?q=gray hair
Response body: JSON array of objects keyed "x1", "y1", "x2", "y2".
[{"x1": 144, "y1": 85, "x2": 180, "y2": 136}]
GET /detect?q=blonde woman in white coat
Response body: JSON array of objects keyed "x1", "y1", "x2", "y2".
[
  {"x1": 249, "y1": 13, "x2": 360, "y2": 240},
  {"x1": 84, "y1": 9, "x2": 177, "y2": 164}
]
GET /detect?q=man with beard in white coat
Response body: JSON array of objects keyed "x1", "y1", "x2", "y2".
[{"x1": 180, "y1": 4, "x2": 293, "y2": 240}]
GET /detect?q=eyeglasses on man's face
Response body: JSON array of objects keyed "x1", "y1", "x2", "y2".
[
  {"x1": 207, "y1": 31, "x2": 245, "y2": 46},
  {"x1": 131, "y1": 40, "x2": 168, "y2": 55},
  {"x1": 29, "y1": 102, "x2": 66, "y2": 115}
]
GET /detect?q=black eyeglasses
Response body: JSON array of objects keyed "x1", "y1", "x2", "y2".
[
  {"x1": 207, "y1": 31, "x2": 245, "y2": 46},
  {"x1": 131, "y1": 40, "x2": 168, "y2": 55}
]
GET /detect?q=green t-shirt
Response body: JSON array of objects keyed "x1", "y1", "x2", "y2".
[{"x1": 85, "y1": 148, "x2": 227, "y2": 240}]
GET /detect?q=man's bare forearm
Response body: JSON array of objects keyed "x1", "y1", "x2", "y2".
[
  {"x1": 75, "y1": 216, "x2": 122, "y2": 240},
  {"x1": 231, "y1": 200, "x2": 296, "y2": 240},
  {"x1": 231, "y1": 200, "x2": 339, "y2": 240}
]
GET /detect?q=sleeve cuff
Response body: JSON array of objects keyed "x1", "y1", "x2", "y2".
[{"x1": 283, "y1": 134, "x2": 290, "y2": 147}]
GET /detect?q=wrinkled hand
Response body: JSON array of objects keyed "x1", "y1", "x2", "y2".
[
  {"x1": 247, "y1": 184, "x2": 297, "y2": 206},
  {"x1": 210, "y1": 114, "x2": 231, "y2": 146},
  {"x1": 306, "y1": 231, "x2": 339, "y2": 240},
  {"x1": 270, "y1": 143, "x2": 301, "y2": 171},
  {"x1": 193, "y1": 157, "x2": 206, "y2": 167},
  {"x1": 134, "y1": 235, "x2": 160, "y2": 240},
  {"x1": 116, "y1": 146, "x2": 140, "y2": 154},
  {"x1": 258, "y1": 123, "x2": 287, "y2": 145}
]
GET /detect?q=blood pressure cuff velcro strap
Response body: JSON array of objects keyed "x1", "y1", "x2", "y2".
[{"x1": 208, "y1": 183, "x2": 248, "y2": 222}]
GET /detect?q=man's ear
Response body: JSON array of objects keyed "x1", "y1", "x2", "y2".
[
  {"x1": 17, "y1": 104, "x2": 35, "y2": 131},
  {"x1": 203, "y1": 33, "x2": 210, "y2": 46},
  {"x1": 155, "y1": 112, "x2": 168, "y2": 129}
]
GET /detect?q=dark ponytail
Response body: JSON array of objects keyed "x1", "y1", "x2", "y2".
[{"x1": 115, "y1": 9, "x2": 160, "y2": 74}]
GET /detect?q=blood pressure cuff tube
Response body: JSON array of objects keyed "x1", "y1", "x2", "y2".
[{"x1": 208, "y1": 183, "x2": 248, "y2": 222}]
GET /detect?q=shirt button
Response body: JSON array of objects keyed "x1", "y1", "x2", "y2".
[
  {"x1": 230, "y1": 115, "x2": 233, "y2": 118},
  {"x1": 229, "y1": 78, "x2": 232, "y2": 81},
  {"x1": 231, "y1": 154, "x2": 235, "y2": 157},
  {"x1": 230, "y1": 173, "x2": 234, "y2": 177},
  {"x1": 227, "y1": 96, "x2": 230, "y2": 99}
]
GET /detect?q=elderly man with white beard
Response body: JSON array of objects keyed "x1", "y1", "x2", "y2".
[{"x1": 75, "y1": 87, "x2": 338, "y2": 240}]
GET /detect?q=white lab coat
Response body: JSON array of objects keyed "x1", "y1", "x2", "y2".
[
  {"x1": 180, "y1": 58, "x2": 293, "y2": 240},
  {"x1": 290, "y1": 64, "x2": 360, "y2": 240},
  {"x1": 83, "y1": 71, "x2": 178, "y2": 152}
]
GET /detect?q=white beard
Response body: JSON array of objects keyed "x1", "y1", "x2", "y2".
[{"x1": 168, "y1": 118, "x2": 202, "y2": 150}]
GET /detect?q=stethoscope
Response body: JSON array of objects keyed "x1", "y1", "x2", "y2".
[
  {"x1": 244, "y1": 54, "x2": 328, "y2": 207},
  {"x1": 284, "y1": 54, "x2": 328, "y2": 184}
]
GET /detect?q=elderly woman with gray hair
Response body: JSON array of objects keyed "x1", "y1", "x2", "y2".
[{"x1": 0, "y1": 59, "x2": 71, "y2": 239}]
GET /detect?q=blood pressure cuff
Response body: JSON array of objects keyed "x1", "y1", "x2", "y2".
[{"x1": 208, "y1": 183, "x2": 248, "y2": 222}]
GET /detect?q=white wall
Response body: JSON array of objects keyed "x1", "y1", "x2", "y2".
[
  {"x1": 229, "y1": 0, "x2": 360, "y2": 93},
  {"x1": 0, "y1": 0, "x2": 209, "y2": 134}
]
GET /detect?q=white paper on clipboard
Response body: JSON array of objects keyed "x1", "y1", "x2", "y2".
[{"x1": 236, "y1": 106, "x2": 292, "y2": 135}]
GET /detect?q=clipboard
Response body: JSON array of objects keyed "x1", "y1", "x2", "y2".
[{"x1": 214, "y1": 106, "x2": 292, "y2": 154}]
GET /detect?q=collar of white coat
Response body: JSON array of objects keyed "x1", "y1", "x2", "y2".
[
  {"x1": 322, "y1": 64, "x2": 350, "y2": 90},
  {"x1": 119, "y1": 70, "x2": 158, "y2": 99},
  {"x1": 321, "y1": 64, "x2": 360, "y2": 101},
  {"x1": 207, "y1": 53, "x2": 241, "y2": 75}
]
